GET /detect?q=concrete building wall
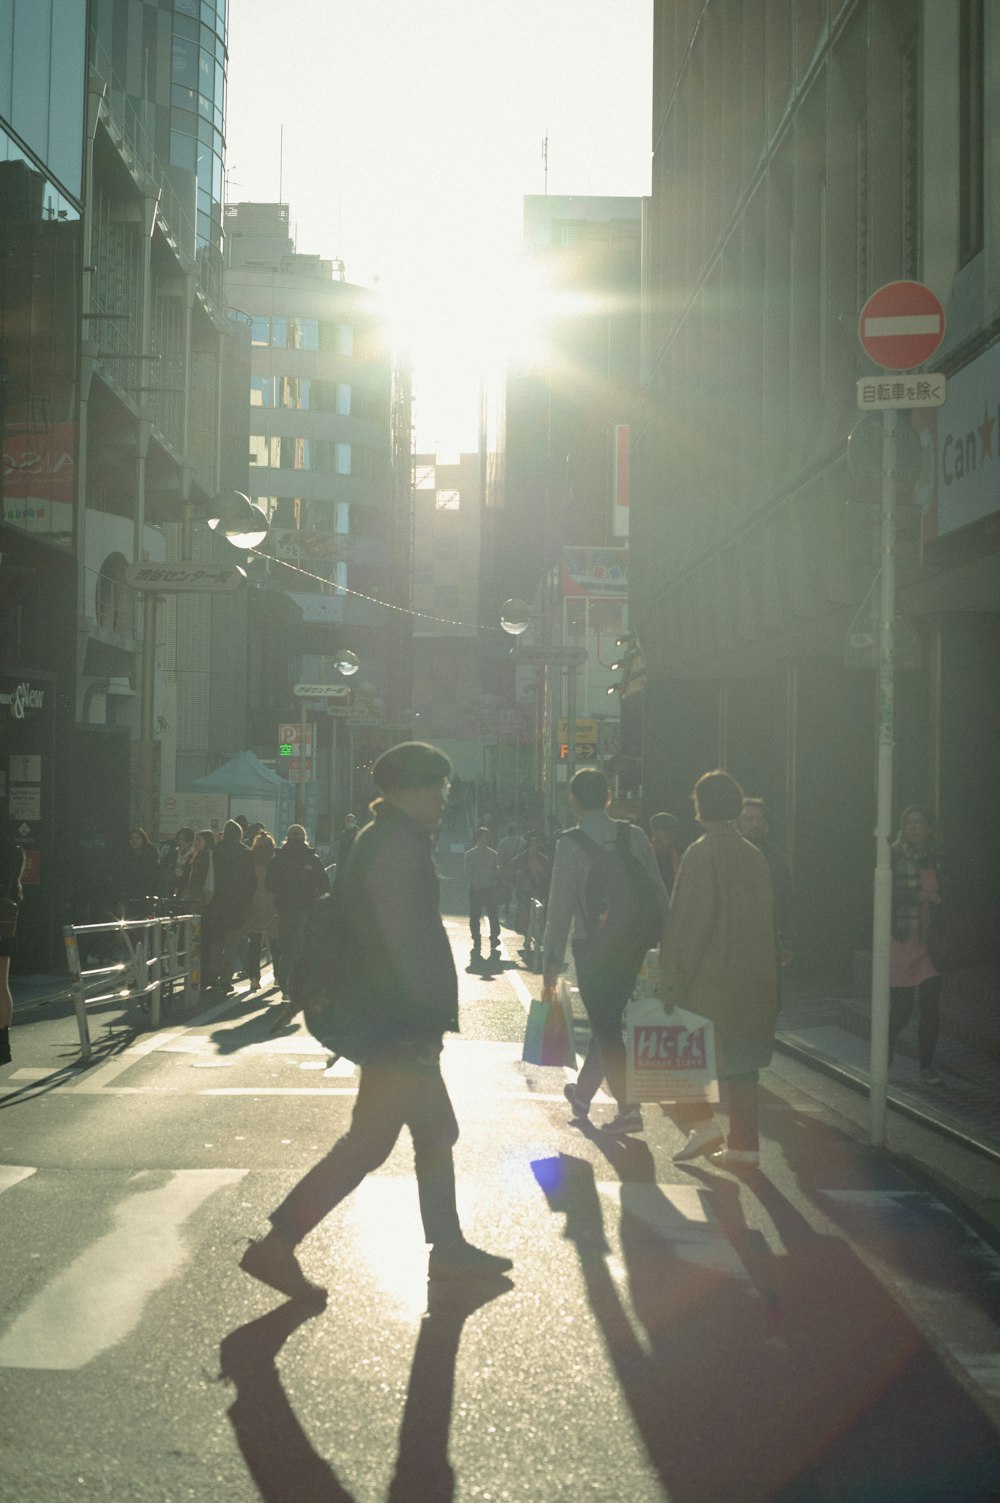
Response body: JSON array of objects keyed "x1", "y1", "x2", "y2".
[{"x1": 633, "y1": 0, "x2": 1000, "y2": 979}]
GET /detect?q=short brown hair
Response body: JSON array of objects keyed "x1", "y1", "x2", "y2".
[
  {"x1": 693, "y1": 769, "x2": 744, "y2": 822},
  {"x1": 570, "y1": 767, "x2": 609, "y2": 810}
]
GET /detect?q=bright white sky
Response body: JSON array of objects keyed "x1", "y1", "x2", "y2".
[{"x1": 225, "y1": 0, "x2": 652, "y2": 454}]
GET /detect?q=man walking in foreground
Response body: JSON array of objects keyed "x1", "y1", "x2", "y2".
[
  {"x1": 241, "y1": 741, "x2": 513, "y2": 1303},
  {"x1": 542, "y1": 768, "x2": 669, "y2": 1136}
]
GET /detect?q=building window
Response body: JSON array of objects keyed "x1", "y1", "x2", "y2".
[
  {"x1": 415, "y1": 464, "x2": 435, "y2": 489},
  {"x1": 336, "y1": 442, "x2": 351, "y2": 475},
  {"x1": 336, "y1": 323, "x2": 354, "y2": 356},
  {"x1": 337, "y1": 382, "x2": 351, "y2": 415},
  {"x1": 958, "y1": 0, "x2": 984, "y2": 265},
  {"x1": 251, "y1": 316, "x2": 269, "y2": 347},
  {"x1": 435, "y1": 489, "x2": 460, "y2": 511},
  {"x1": 294, "y1": 317, "x2": 319, "y2": 350},
  {"x1": 249, "y1": 435, "x2": 274, "y2": 467},
  {"x1": 95, "y1": 554, "x2": 134, "y2": 636}
]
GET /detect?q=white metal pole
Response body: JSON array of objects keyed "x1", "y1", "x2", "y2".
[
  {"x1": 869, "y1": 404, "x2": 897, "y2": 1146},
  {"x1": 297, "y1": 698, "x2": 308, "y2": 825}
]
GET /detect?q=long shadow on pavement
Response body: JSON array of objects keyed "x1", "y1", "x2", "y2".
[
  {"x1": 219, "y1": 1278, "x2": 511, "y2": 1502},
  {"x1": 533, "y1": 1152, "x2": 999, "y2": 1503}
]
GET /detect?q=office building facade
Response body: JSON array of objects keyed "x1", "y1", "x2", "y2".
[
  {"x1": 632, "y1": 0, "x2": 999, "y2": 973},
  {"x1": 225, "y1": 202, "x2": 412, "y2": 834}
]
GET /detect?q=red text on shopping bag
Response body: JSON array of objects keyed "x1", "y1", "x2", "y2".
[{"x1": 631, "y1": 1024, "x2": 708, "y2": 1072}]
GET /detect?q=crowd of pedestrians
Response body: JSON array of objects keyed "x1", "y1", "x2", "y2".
[{"x1": 0, "y1": 737, "x2": 962, "y2": 1288}]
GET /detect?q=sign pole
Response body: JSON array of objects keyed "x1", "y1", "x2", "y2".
[
  {"x1": 565, "y1": 662, "x2": 578, "y2": 790},
  {"x1": 869, "y1": 404, "x2": 897, "y2": 1146},
  {"x1": 328, "y1": 716, "x2": 337, "y2": 842},
  {"x1": 297, "y1": 697, "x2": 309, "y2": 825}
]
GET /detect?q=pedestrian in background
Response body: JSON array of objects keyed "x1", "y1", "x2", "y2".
[
  {"x1": 464, "y1": 825, "x2": 501, "y2": 961},
  {"x1": 266, "y1": 824, "x2": 329, "y2": 999},
  {"x1": 510, "y1": 831, "x2": 550, "y2": 965},
  {"x1": 201, "y1": 820, "x2": 255, "y2": 994},
  {"x1": 161, "y1": 826, "x2": 195, "y2": 899},
  {"x1": 240, "y1": 741, "x2": 512, "y2": 1303},
  {"x1": 497, "y1": 822, "x2": 524, "y2": 924},
  {"x1": 244, "y1": 831, "x2": 278, "y2": 992},
  {"x1": 667, "y1": 770, "x2": 779, "y2": 1168},
  {"x1": 888, "y1": 805, "x2": 946, "y2": 1086},
  {"x1": 543, "y1": 768, "x2": 669, "y2": 1136},
  {"x1": 118, "y1": 827, "x2": 162, "y2": 918},
  {"x1": 649, "y1": 811, "x2": 682, "y2": 898},
  {"x1": 0, "y1": 824, "x2": 25, "y2": 1067},
  {"x1": 337, "y1": 813, "x2": 359, "y2": 870},
  {"x1": 180, "y1": 830, "x2": 215, "y2": 915}
]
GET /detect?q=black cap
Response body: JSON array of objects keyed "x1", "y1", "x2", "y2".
[{"x1": 372, "y1": 741, "x2": 452, "y2": 791}]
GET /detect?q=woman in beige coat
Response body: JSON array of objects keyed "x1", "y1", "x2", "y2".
[{"x1": 664, "y1": 769, "x2": 779, "y2": 1168}]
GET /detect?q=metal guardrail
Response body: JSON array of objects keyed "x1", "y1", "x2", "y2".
[{"x1": 62, "y1": 913, "x2": 201, "y2": 1062}]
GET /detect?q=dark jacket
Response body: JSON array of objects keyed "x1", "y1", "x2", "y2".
[
  {"x1": 337, "y1": 823, "x2": 359, "y2": 868},
  {"x1": 343, "y1": 801, "x2": 458, "y2": 1048},
  {"x1": 119, "y1": 843, "x2": 163, "y2": 907},
  {"x1": 266, "y1": 841, "x2": 329, "y2": 917},
  {"x1": 205, "y1": 834, "x2": 255, "y2": 928}
]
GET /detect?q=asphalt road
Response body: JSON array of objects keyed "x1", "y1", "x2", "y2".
[{"x1": 2, "y1": 916, "x2": 1000, "y2": 1502}]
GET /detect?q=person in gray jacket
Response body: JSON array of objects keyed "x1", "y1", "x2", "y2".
[{"x1": 542, "y1": 768, "x2": 669, "y2": 1136}]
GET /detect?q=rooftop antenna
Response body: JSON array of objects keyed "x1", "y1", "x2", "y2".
[{"x1": 542, "y1": 132, "x2": 548, "y2": 195}]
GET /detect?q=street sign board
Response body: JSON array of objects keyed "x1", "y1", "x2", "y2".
[
  {"x1": 124, "y1": 561, "x2": 246, "y2": 592},
  {"x1": 856, "y1": 374, "x2": 946, "y2": 410},
  {"x1": 510, "y1": 646, "x2": 588, "y2": 668},
  {"x1": 278, "y1": 723, "x2": 315, "y2": 756},
  {"x1": 292, "y1": 682, "x2": 351, "y2": 698},
  {"x1": 858, "y1": 281, "x2": 946, "y2": 370}
]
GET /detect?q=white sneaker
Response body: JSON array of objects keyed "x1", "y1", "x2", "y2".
[
  {"x1": 672, "y1": 1119, "x2": 724, "y2": 1163},
  {"x1": 710, "y1": 1148, "x2": 760, "y2": 1169}
]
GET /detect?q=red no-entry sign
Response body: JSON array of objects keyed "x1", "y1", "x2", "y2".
[{"x1": 858, "y1": 281, "x2": 946, "y2": 370}]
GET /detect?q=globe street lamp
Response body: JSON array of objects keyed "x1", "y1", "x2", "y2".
[
  {"x1": 207, "y1": 491, "x2": 269, "y2": 552},
  {"x1": 127, "y1": 494, "x2": 270, "y2": 840}
]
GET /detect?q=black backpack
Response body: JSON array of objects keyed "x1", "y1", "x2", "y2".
[
  {"x1": 567, "y1": 822, "x2": 663, "y2": 983},
  {"x1": 290, "y1": 880, "x2": 370, "y2": 1062}
]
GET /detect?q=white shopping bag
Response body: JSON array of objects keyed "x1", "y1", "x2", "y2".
[{"x1": 624, "y1": 994, "x2": 719, "y2": 1104}]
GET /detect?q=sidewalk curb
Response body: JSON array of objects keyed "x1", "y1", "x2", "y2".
[{"x1": 774, "y1": 1030, "x2": 1000, "y2": 1168}]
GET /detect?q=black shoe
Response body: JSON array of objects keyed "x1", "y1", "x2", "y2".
[
  {"x1": 601, "y1": 1108, "x2": 644, "y2": 1136},
  {"x1": 563, "y1": 1082, "x2": 589, "y2": 1120},
  {"x1": 0, "y1": 1027, "x2": 10, "y2": 1066},
  {"x1": 240, "y1": 1233, "x2": 327, "y2": 1305},
  {"x1": 428, "y1": 1240, "x2": 513, "y2": 1281}
]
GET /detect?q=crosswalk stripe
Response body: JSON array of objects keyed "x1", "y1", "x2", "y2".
[
  {"x1": 0, "y1": 1168, "x2": 247, "y2": 1370},
  {"x1": 0, "y1": 1166, "x2": 36, "y2": 1194}
]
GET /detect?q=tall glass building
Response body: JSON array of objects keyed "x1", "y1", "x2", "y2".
[
  {"x1": 0, "y1": 0, "x2": 87, "y2": 549},
  {"x1": 90, "y1": 0, "x2": 228, "y2": 275},
  {"x1": 0, "y1": 0, "x2": 88, "y2": 966}
]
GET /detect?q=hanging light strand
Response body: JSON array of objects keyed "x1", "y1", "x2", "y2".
[{"x1": 248, "y1": 547, "x2": 500, "y2": 634}]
